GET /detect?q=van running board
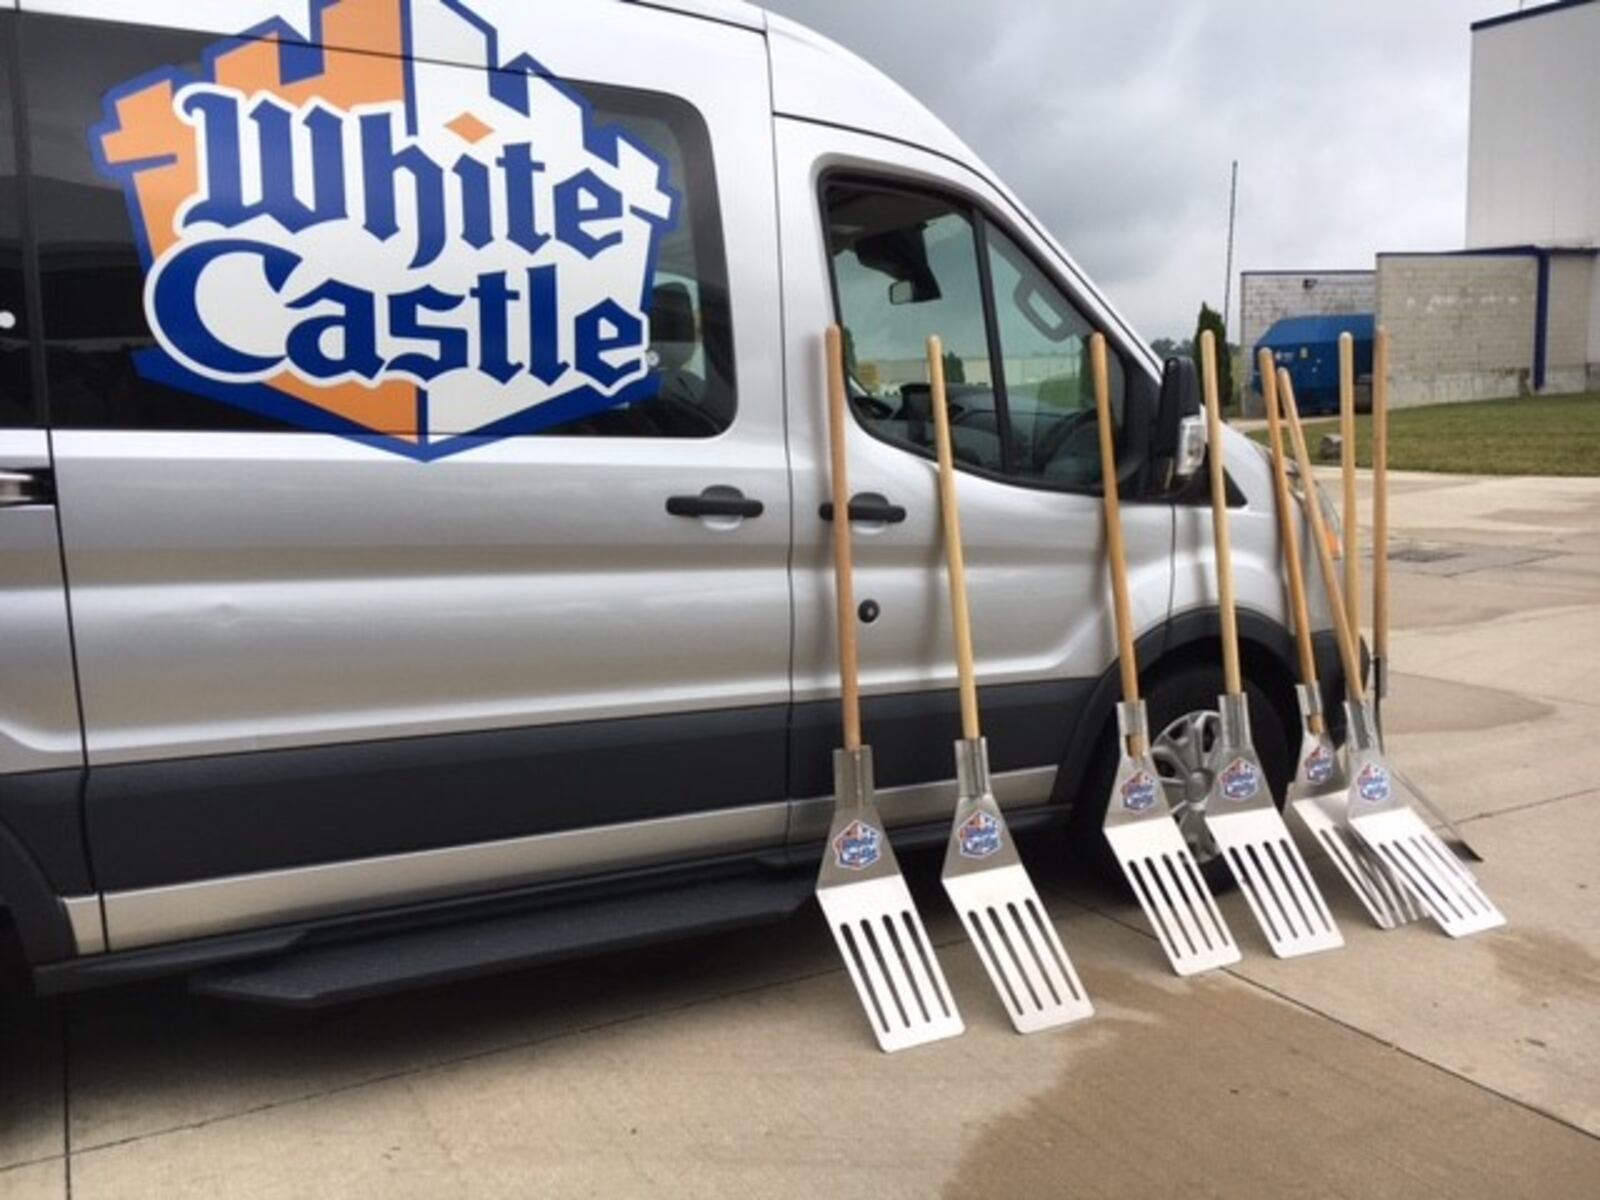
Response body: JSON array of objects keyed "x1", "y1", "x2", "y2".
[{"x1": 191, "y1": 873, "x2": 815, "y2": 1008}]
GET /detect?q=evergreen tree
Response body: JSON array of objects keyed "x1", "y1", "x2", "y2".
[
  {"x1": 942, "y1": 349, "x2": 966, "y2": 385},
  {"x1": 1192, "y1": 303, "x2": 1233, "y2": 409}
]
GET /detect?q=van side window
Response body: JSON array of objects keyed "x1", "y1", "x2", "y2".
[
  {"x1": 823, "y1": 179, "x2": 1125, "y2": 488},
  {"x1": 0, "y1": 14, "x2": 32, "y2": 428},
  {"x1": 986, "y1": 224, "x2": 1124, "y2": 485},
  {"x1": 24, "y1": 17, "x2": 734, "y2": 440},
  {"x1": 824, "y1": 183, "x2": 1002, "y2": 471}
]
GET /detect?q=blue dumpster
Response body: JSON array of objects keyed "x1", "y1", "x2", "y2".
[{"x1": 1252, "y1": 314, "x2": 1373, "y2": 415}]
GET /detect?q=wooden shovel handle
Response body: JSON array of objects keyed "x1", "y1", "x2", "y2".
[
  {"x1": 1339, "y1": 332, "x2": 1361, "y2": 636},
  {"x1": 1261, "y1": 350, "x2": 1323, "y2": 732},
  {"x1": 825, "y1": 326, "x2": 862, "y2": 751},
  {"x1": 1091, "y1": 334, "x2": 1141, "y2": 722},
  {"x1": 1201, "y1": 331, "x2": 1241, "y2": 697},
  {"x1": 927, "y1": 336, "x2": 981, "y2": 741},
  {"x1": 1372, "y1": 327, "x2": 1390, "y2": 663},
  {"x1": 1280, "y1": 368, "x2": 1366, "y2": 703}
]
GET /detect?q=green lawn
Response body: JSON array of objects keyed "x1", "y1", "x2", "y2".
[{"x1": 1247, "y1": 392, "x2": 1600, "y2": 476}]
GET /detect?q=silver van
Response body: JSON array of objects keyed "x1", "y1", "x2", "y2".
[{"x1": 0, "y1": 0, "x2": 1344, "y2": 1005}]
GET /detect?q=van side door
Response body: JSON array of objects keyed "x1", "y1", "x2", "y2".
[
  {"x1": 0, "y1": 9, "x2": 98, "y2": 963},
  {"x1": 28, "y1": 2, "x2": 789, "y2": 949},
  {"x1": 775, "y1": 119, "x2": 1174, "y2": 834}
]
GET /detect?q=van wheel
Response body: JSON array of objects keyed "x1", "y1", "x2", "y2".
[
  {"x1": 1149, "y1": 705, "x2": 1224, "y2": 873},
  {"x1": 1069, "y1": 659, "x2": 1293, "y2": 892}
]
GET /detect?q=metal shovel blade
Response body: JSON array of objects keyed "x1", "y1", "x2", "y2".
[
  {"x1": 1341, "y1": 705, "x2": 1505, "y2": 938},
  {"x1": 1285, "y1": 687, "x2": 1425, "y2": 931},
  {"x1": 1204, "y1": 694, "x2": 1343, "y2": 958},
  {"x1": 1376, "y1": 661, "x2": 1486, "y2": 864},
  {"x1": 1104, "y1": 702, "x2": 1240, "y2": 976},
  {"x1": 1287, "y1": 743, "x2": 1427, "y2": 932},
  {"x1": 817, "y1": 747, "x2": 964, "y2": 1052},
  {"x1": 941, "y1": 738, "x2": 1093, "y2": 1033}
]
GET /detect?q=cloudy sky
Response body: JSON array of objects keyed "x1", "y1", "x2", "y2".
[{"x1": 762, "y1": 0, "x2": 1511, "y2": 343}]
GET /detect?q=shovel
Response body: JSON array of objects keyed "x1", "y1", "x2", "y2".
[
  {"x1": 1195, "y1": 332, "x2": 1342, "y2": 958},
  {"x1": 1262, "y1": 349, "x2": 1424, "y2": 930},
  {"x1": 925, "y1": 335, "x2": 1094, "y2": 1033},
  {"x1": 1091, "y1": 333, "x2": 1240, "y2": 976},
  {"x1": 1369, "y1": 327, "x2": 1390, "y2": 742},
  {"x1": 1339, "y1": 332, "x2": 1361, "y2": 636},
  {"x1": 1365, "y1": 331, "x2": 1484, "y2": 862},
  {"x1": 1281, "y1": 367, "x2": 1505, "y2": 938},
  {"x1": 815, "y1": 325, "x2": 964, "y2": 1052}
]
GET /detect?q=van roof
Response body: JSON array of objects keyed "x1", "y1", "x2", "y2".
[
  {"x1": 629, "y1": 0, "x2": 767, "y2": 32},
  {"x1": 628, "y1": 1, "x2": 978, "y2": 164}
]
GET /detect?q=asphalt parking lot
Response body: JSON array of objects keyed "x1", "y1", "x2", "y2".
[{"x1": 4, "y1": 470, "x2": 1599, "y2": 1199}]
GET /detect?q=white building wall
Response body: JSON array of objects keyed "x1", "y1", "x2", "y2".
[
  {"x1": 1376, "y1": 254, "x2": 1538, "y2": 407},
  {"x1": 1545, "y1": 254, "x2": 1596, "y2": 393},
  {"x1": 1467, "y1": 1, "x2": 1600, "y2": 386},
  {"x1": 1467, "y1": 1, "x2": 1600, "y2": 250},
  {"x1": 1237, "y1": 271, "x2": 1375, "y2": 414},
  {"x1": 1592, "y1": 264, "x2": 1600, "y2": 386}
]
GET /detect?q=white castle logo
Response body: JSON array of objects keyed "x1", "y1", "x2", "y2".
[{"x1": 97, "y1": 0, "x2": 678, "y2": 457}]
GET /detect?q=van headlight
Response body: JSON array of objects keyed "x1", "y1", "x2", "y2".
[{"x1": 1284, "y1": 458, "x2": 1343, "y2": 559}]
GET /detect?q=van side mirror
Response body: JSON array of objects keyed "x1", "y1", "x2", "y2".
[
  {"x1": 1154, "y1": 356, "x2": 1204, "y2": 487},
  {"x1": 856, "y1": 229, "x2": 941, "y2": 305},
  {"x1": 1120, "y1": 368, "x2": 1155, "y2": 487},
  {"x1": 1096, "y1": 353, "x2": 1159, "y2": 497}
]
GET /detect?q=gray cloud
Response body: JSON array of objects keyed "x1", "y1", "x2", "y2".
[{"x1": 761, "y1": 0, "x2": 1507, "y2": 341}]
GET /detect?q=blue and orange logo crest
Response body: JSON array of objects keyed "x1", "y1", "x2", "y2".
[
  {"x1": 1217, "y1": 756, "x2": 1261, "y2": 802},
  {"x1": 833, "y1": 819, "x2": 883, "y2": 872},
  {"x1": 956, "y1": 810, "x2": 1003, "y2": 860},
  {"x1": 1304, "y1": 743, "x2": 1336, "y2": 787},
  {"x1": 1355, "y1": 761, "x2": 1391, "y2": 805},
  {"x1": 1120, "y1": 769, "x2": 1159, "y2": 813},
  {"x1": 92, "y1": 0, "x2": 678, "y2": 460}
]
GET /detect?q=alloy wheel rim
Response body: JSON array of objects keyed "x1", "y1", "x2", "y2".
[{"x1": 1150, "y1": 708, "x2": 1223, "y2": 864}]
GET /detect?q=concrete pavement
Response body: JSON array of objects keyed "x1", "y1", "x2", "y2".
[{"x1": 4, "y1": 470, "x2": 1599, "y2": 1199}]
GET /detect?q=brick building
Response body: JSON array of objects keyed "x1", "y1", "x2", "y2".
[
  {"x1": 1243, "y1": 0, "x2": 1599, "y2": 410},
  {"x1": 1379, "y1": 0, "x2": 1599, "y2": 407},
  {"x1": 1237, "y1": 271, "x2": 1374, "y2": 415}
]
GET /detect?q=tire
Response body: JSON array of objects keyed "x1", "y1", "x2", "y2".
[{"x1": 1067, "y1": 658, "x2": 1294, "y2": 893}]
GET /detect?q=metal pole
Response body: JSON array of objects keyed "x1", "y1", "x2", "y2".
[{"x1": 1222, "y1": 160, "x2": 1238, "y2": 334}]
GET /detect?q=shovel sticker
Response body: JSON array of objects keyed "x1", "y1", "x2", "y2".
[
  {"x1": 957, "y1": 811, "x2": 1003, "y2": 859},
  {"x1": 1120, "y1": 770, "x2": 1160, "y2": 813},
  {"x1": 833, "y1": 819, "x2": 883, "y2": 871},
  {"x1": 1218, "y1": 757, "x2": 1261, "y2": 802},
  {"x1": 1304, "y1": 744, "x2": 1336, "y2": 786},
  {"x1": 1355, "y1": 761, "x2": 1391, "y2": 805}
]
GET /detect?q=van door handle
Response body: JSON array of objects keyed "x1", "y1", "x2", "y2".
[
  {"x1": 0, "y1": 468, "x2": 54, "y2": 508},
  {"x1": 666, "y1": 487, "x2": 764, "y2": 519},
  {"x1": 819, "y1": 495, "x2": 907, "y2": 524}
]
